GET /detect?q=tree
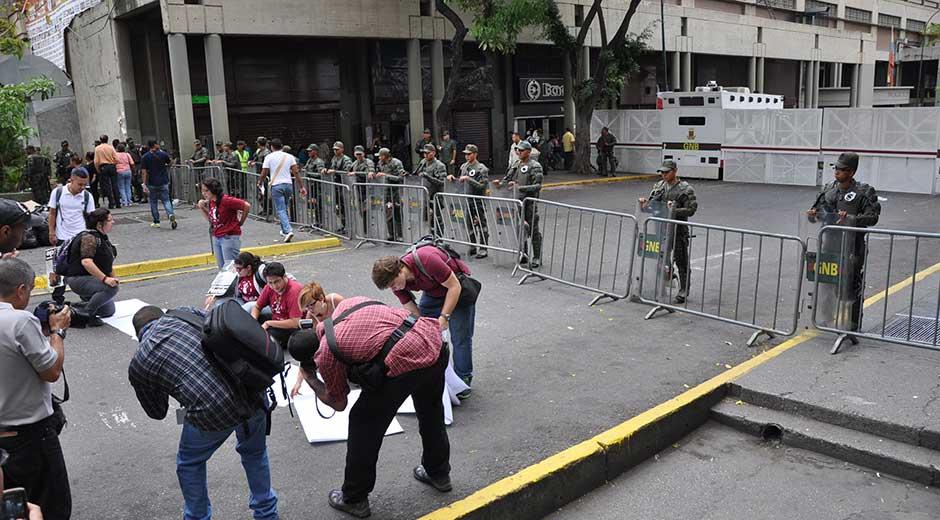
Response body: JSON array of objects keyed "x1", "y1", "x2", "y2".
[{"x1": 926, "y1": 23, "x2": 940, "y2": 46}]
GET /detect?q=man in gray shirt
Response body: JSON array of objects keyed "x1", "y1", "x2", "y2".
[{"x1": 0, "y1": 257, "x2": 72, "y2": 518}]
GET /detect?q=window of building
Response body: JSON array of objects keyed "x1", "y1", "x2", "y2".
[
  {"x1": 804, "y1": 0, "x2": 835, "y2": 27},
  {"x1": 766, "y1": 0, "x2": 795, "y2": 9},
  {"x1": 926, "y1": 0, "x2": 939, "y2": 8},
  {"x1": 420, "y1": 0, "x2": 431, "y2": 16},
  {"x1": 574, "y1": 4, "x2": 584, "y2": 26},
  {"x1": 907, "y1": 19, "x2": 926, "y2": 33},
  {"x1": 679, "y1": 116, "x2": 706, "y2": 126},
  {"x1": 679, "y1": 96, "x2": 704, "y2": 106},
  {"x1": 878, "y1": 13, "x2": 901, "y2": 28},
  {"x1": 708, "y1": 97, "x2": 716, "y2": 104},
  {"x1": 844, "y1": 7, "x2": 871, "y2": 23}
]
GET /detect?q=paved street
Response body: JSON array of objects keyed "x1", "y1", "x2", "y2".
[{"x1": 26, "y1": 179, "x2": 940, "y2": 519}]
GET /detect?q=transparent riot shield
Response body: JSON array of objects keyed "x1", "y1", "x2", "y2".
[
  {"x1": 486, "y1": 182, "x2": 522, "y2": 267},
  {"x1": 342, "y1": 173, "x2": 363, "y2": 237},
  {"x1": 365, "y1": 175, "x2": 388, "y2": 242},
  {"x1": 802, "y1": 210, "x2": 865, "y2": 336},
  {"x1": 439, "y1": 178, "x2": 472, "y2": 255},
  {"x1": 401, "y1": 175, "x2": 428, "y2": 243},
  {"x1": 635, "y1": 199, "x2": 676, "y2": 306}
]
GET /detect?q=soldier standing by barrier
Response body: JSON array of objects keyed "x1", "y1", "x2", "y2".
[
  {"x1": 250, "y1": 137, "x2": 270, "y2": 217},
  {"x1": 807, "y1": 151, "x2": 880, "y2": 333},
  {"x1": 350, "y1": 146, "x2": 375, "y2": 234},
  {"x1": 25, "y1": 146, "x2": 52, "y2": 205},
  {"x1": 494, "y1": 140, "x2": 542, "y2": 267},
  {"x1": 210, "y1": 142, "x2": 239, "y2": 197},
  {"x1": 438, "y1": 130, "x2": 457, "y2": 177},
  {"x1": 54, "y1": 141, "x2": 75, "y2": 186},
  {"x1": 415, "y1": 144, "x2": 447, "y2": 233},
  {"x1": 187, "y1": 140, "x2": 208, "y2": 168},
  {"x1": 455, "y1": 144, "x2": 489, "y2": 259},
  {"x1": 323, "y1": 141, "x2": 354, "y2": 233},
  {"x1": 303, "y1": 144, "x2": 325, "y2": 226},
  {"x1": 414, "y1": 128, "x2": 435, "y2": 161},
  {"x1": 376, "y1": 148, "x2": 405, "y2": 241},
  {"x1": 639, "y1": 159, "x2": 698, "y2": 304}
]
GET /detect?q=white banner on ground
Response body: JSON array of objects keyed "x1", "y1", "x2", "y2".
[
  {"x1": 293, "y1": 390, "x2": 404, "y2": 444},
  {"x1": 101, "y1": 299, "x2": 154, "y2": 340}
]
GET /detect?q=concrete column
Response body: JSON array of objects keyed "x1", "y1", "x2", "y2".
[
  {"x1": 407, "y1": 39, "x2": 424, "y2": 167},
  {"x1": 504, "y1": 54, "x2": 515, "y2": 135},
  {"x1": 756, "y1": 57, "x2": 765, "y2": 93},
  {"x1": 803, "y1": 61, "x2": 813, "y2": 108},
  {"x1": 682, "y1": 52, "x2": 692, "y2": 92},
  {"x1": 857, "y1": 62, "x2": 875, "y2": 107},
  {"x1": 490, "y1": 52, "x2": 508, "y2": 168},
  {"x1": 834, "y1": 63, "x2": 843, "y2": 87},
  {"x1": 811, "y1": 61, "x2": 820, "y2": 108},
  {"x1": 356, "y1": 40, "x2": 373, "y2": 142},
  {"x1": 797, "y1": 60, "x2": 805, "y2": 107},
  {"x1": 430, "y1": 39, "x2": 445, "y2": 138},
  {"x1": 849, "y1": 63, "x2": 859, "y2": 107},
  {"x1": 563, "y1": 52, "x2": 575, "y2": 130},
  {"x1": 671, "y1": 51, "x2": 681, "y2": 91},
  {"x1": 748, "y1": 56, "x2": 756, "y2": 92},
  {"x1": 167, "y1": 33, "x2": 195, "y2": 160},
  {"x1": 203, "y1": 34, "x2": 230, "y2": 147},
  {"x1": 114, "y1": 21, "x2": 140, "y2": 141}
]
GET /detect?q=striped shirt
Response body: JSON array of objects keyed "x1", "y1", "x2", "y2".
[{"x1": 128, "y1": 308, "x2": 259, "y2": 431}]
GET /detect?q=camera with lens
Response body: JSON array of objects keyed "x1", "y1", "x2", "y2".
[{"x1": 33, "y1": 300, "x2": 88, "y2": 330}]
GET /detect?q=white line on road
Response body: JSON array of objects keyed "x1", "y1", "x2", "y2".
[{"x1": 690, "y1": 247, "x2": 753, "y2": 265}]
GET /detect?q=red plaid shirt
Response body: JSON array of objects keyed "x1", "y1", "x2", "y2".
[{"x1": 315, "y1": 297, "x2": 442, "y2": 401}]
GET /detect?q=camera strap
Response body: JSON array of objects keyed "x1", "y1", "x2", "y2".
[{"x1": 52, "y1": 368, "x2": 69, "y2": 404}]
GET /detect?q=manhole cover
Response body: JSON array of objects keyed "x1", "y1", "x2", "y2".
[{"x1": 870, "y1": 314, "x2": 939, "y2": 345}]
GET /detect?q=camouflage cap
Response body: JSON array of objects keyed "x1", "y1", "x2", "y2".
[
  {"x1": 657, "y1": 159, "x2": 678, "y2": 173},
  {"x1": 378, "y1": 147, "x2": 391, "y2": 156},
  {"x1": 462, "y1": 144, "x2": 478, "y2": 154},
  {"x1": 353, "y1": 145, "x2": 365, "y2": 154},
  {"x1": 306, "y1": 144, "x2": 319, "y2": 152},
  {"x1": 834, "y1": 152, "x2": 859, "y2": 171},
  {"x1": 332, "y1": 141, "x2": 344, "y2": 150},
  {"x1": 423, "y1": 143, "x2": 436, "y2": 153},
  {"x1": 516, "y1": 140, "x2": 532, "y2": 151}
]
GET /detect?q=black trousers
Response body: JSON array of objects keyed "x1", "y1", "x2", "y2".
[
  {"x1": 669, "y1": 226, "x2": 691, "y2": 295},
  {"x1": 467, "y1": 198, "x2": 489, "y2": 248},
  {"x1": 0, "y1": 416, "x2": 72, "y2": 519},
  {"x1": 342, "y1": 346, "x2": 450, "y2": 503},
  {"x1": 98, "y1": 164, "x2": 120, "y2": 208}
]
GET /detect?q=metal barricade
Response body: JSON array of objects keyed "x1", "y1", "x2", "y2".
[
  {"x1": 291, "y1": 176, "x2": 352, "y2": 240},
  {"x1": 168, "y1": 165, "x2": 193, "y2": 203},
  {"x1": 637, "y1": 216, "x2": 806, "y2": 346},
  {"x1": 433, "y1": 190, "x2": 524, "y2": 268},
  {"x1": 223, "y1": 167, "x2": 251, "y2": 200},
  {"x1": 810, "y1": 223, "x2": 940, "y2": 354},
  {"x1": 352, "y1": 177, "x2": 431, "y2": 247},
  {"x1": 516, "y1": 198, "x2": 637, "y2": 306}
]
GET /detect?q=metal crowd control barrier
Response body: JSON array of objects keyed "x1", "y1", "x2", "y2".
[
  {"x1": 168, "y1": 165, "x2": 192, "y2": 203},
  {"x1": 290, "y1": 175, "x2": 354, "y2": 240},
  {"x1": 352, "y1": 178, "x2": 430, "y2": 247},
  {"x1": 433, "y1": 187, "x2": 525, "y2": 268},
  {"x1": 516, "y1": 198, "x2": 637, "y2": 306},
  {"x1": 637, "y1": 215, "x2": 806, "y2": 346},
  {"x1": 811, "y1": 224, "x2": 940, "y2": 354}
]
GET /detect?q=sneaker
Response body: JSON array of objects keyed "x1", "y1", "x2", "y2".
[
  {"x1": 530, "y1": 258, "x2": 541, "y2": 268},
  {"x1": 150, "y1": 222, "x2": 160, "y2": 228},
  {"x1": 86, "y1": 316, "x2": 104, "y2": 328},
  {"x1": 456, "y1": 388, "x2": 472, "y2": 400},
  {"x1": 328, "y1": 490, "x2": 371, "y2": 518},
  {"x1": 468, "y1": 247, "x2": 477, "y2": 257},
  {"x1": 283, "y1": 232, "x2": 294, "y2": 243},
  {"x1": 413, "y1": 465, "x2": 453, "y2": 492},
  {"x1": 475, "y1": 250, "x2": 488, "y2": 259},
  {"x1": 519, "y1": 255, "x2": 529, "y2": 266},
  {"x1": 674, "y1": 294, "x2": 686, "y2": 304},
  {"x1": 170, "y1": 215, "x2": 178, "y2": 230}
]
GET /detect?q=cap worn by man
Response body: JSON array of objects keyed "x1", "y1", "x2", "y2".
[
  {"x1": 462, "y1": 144, "x2": 478, "y2": 154},
  {"x1": 307, "y1": 144, "x2": 319, "y2": 152},
  {"x1": 423, "y1": 144, "x2": 436, "y2": 153},
  {"x1": 0, "y1": 199, "x2": 30, "y2": 228},
  {"x1": 517, "y1": 141, "x2": 532, "y2": 151},
  {"x1": 657, "y1": 159, "x2": 678, "y2": 173},
  {"x1": 333, "y1": 141, "x2": 344, "y2": 150},
  {"x1": 354, "y1": 145, "x2": 365, "y2": 154},
  {"x1": 378, "y1": 147, "x2": 390, "y2": 156},
  {"x1": 835, "y1": 152, "x2": 859, "y2": 171}
]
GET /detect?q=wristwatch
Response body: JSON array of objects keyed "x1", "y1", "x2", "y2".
[
  {"x1": 52, "y1": 329, "x2": 67, "y2": 339},
  {"x1": 442, "y1": 313, "x2": 452, "y2": 322}
]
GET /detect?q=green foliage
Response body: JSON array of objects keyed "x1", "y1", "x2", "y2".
[
  {"x1": 927, "y1": 23, "x2": 940, "y2": 46},
  {"x1": 0, "y1": 76, "x2": 56, "y2": 193},
  {"x1": 451, "y1": 0, "x2": 554, "y2": 54},
  {"x1": 573, "y1": 29, "x2": 651, "y2": 107}
]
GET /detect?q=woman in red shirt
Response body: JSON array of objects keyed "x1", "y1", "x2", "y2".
[{"x1": 197, "y1": 178, "x2": 251, "y2": 269}]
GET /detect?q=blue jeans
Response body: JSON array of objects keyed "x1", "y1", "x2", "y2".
[
  {"x1": 148, "y1": 184, "x2": 175, "y2": 223},
  {"x1": 271, "y1": 183, "x2": 293, "y2": 235},
  {"x1": 418, "y1": 294, "x2": 475, "y2": 380},
  {"x1": 211, "y1": 234, "x2": 242, "y2": 270},
  {"x1": 117, "y1": 171, "x2": 133, "y2": 205},
  {"x1": 176, "y1": 409, "x2": 278, "y2": 520}
]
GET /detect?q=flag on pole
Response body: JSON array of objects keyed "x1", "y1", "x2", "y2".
[{"x1": 888, "y1": 26, "x2": 896, "y2": 86}]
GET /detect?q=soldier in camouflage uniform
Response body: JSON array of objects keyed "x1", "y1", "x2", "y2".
[
  {"x1": 322, "y1": 141, "x2": 354, "y2": 232},
  {"x1": 25, "y1": 146, "x2": 52, "y2": 204},
  {"x1": 301, "y1": 144, "x2": 326, "y2": 225},
  {"x1": 639, "y1": 159, "x2": 698, "y2": 304},
  {"x1": 455, "y1": 144, "x2": 489, "y2": 258},
  {"x1": 210, "y1": 142, "x2": 240, "y2": 196},
  {"x1": 376, "y1": 147, "x2": 405, "y2": 240},
  {"x1": 350, "y1": 145, "x2": 375, "y2": 233},
  {"x1": 415, "y1": 143, "x2": 447, "y2": 232},
  {"x1": 807, "y1": 152, "x2": 880, "y2": 331},
  {"x1": 187, "y1": 140, "x2": 209, "y2": 168},
  {"x1": 494, "y1": 140, "x2": 542, "y2": 267},
  {"x1": 54, "y1": 141, "x2": 76, "y2": 185}
]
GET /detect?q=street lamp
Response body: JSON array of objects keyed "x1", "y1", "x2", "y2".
[{"x1": 915, "y1": 9, "x2": 940, "y2": 106}]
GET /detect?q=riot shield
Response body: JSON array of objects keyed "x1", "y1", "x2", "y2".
[
  {"x1": 342, "y1": 173, "x2": 363, "y2": 237},
  {"x1": 486, "y1": 182, "x2": 522, "y2": 267},
  {"x1": 365, "y1": 176, "x2": 388, "y2": 242},
  {"x1": 401, "y1": 175, "x2": 429, "y2": 243},
  {"x1": 439, "y1": 178, "x2": 472, "y2": 254},
  {"x1": 635, "y1": 200, "x2": 676, "y2": 304},
  {"x1": 802, "y1": 211, "x2": 864, "y2": 332}
]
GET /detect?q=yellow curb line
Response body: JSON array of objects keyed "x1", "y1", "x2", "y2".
[
  {"x1": 32, "y1": 237, "x2": 342, "y2": 290},
  {"x1": 422, "y1": 259, "x2": 940, "y2": 520},
  {"x1": 543, "y1": 174, "x2": 659, "y2": 189}
]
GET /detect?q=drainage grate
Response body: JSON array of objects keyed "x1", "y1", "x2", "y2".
[{"x1": 871, "y1": 315, "x2": 940, "y2": 345}]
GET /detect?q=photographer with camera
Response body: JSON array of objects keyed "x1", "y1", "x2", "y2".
[
  {"x1": 128, "y1": 305, "x2": 279, "y2": 520},
  {"x1": 288, "y1": 294, "x2": 451, "y2": 518},
  {"x1": 0, "y1": 258, "x2": 71, "y2": 519},
  {"x1": 62, "y1": 209, "x2": 119, "y2": 326},
  {"x1": 0, "y1": 200, "x2": 30, "y2": 258}
]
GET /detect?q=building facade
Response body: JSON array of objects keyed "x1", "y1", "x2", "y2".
[{"x1": 66, "y1": 0, "x2": 940, "y2": 166}]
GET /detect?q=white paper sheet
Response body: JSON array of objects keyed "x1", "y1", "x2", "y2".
[
  {"x1": 101, "y1": 299, "x2": 153, "y2": 340},
  {"x1": 396, "y1": 388, "x2": 453, "y2": 426},
  {"x1": 270, "y1": 365, "x2": 310, "y2": 408},
  {"x1": 293, "y1": 389, "x2": 404, "y2": 443}
]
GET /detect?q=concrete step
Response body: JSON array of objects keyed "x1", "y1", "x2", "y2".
[
  {"x1": 711, "y1": 398, "x2": 940, "y2": 487},
  {"x1": 729, "y1": 383, "x2": 940, "y2": 451}
]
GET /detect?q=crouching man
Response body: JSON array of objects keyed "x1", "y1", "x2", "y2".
[{"x1": 289, "y1": 295, "x2": 451, "y2": 518}]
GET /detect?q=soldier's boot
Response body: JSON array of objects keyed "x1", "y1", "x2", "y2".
[{"x1": 675, "y1": 269, "x2": 690, "y2": 304}]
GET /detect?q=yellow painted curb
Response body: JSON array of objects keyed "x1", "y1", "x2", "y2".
[
  {"x1": 33, "y1": 237, "x2": 342, "y2": 287},
  {"x1": 543, "y1": 174, "x2": 658, "y2": 189}
]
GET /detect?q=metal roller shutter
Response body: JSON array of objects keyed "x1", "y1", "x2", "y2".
[
  {"x1": 231, "y1": 110, "x2": 338, "y2": 149},
  {"x1": 454, "y1": 111, "x2": 492, "y2": 164}
]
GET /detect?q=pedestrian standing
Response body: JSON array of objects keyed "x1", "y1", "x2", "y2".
[
  {"x1": 350, "y1": 145, "x2": 375, "y2": 232},
  {"x1": 595, "y1": 127, "x2": 617, "y2": 177},
  {"x1": 115, "y1": 143, "x2": 135, "y2": 206},
  {"x1": 94, "y1": 134, "x2": 121, "y2": 209},
  {"x1": 414, "y1": 128, "x2": 435, "y2": 161},
  {"x1": 456, "y1": 144, "x2": 489, "y2": 258},
  {"x1": 259, "y1": 139, "x2": 306, "y2": 243},
  {"x1": 322, "y1": 141, "x2": 354, "y2": 232},
  {"x1": 251, "y1": 137, "x2": 271, "y2": 217},
  {"x1": 129, "y1": 306, "x2": 279, "y2": 520},
  {"x1": 84, "y1": 152, "x2": 100, "y2": 207},
  {"x1": 25, "y1": 146, "x2": 52, "y2": 205},
  {"x1": 140, "y1": 140, "x2": 178, "y2": 230},
  {"x1": 0, "y1": 257, "x2": 72, "y2": 519},
  {"x1": 438, "y1": 130, "x2": 457, "y2": 177},
  {"x1": 507, "y1": 131, "x2": 523, "y2": 172},
  {"x1": 562, "y1": 127, "x2": 575, "y2": 170},
  {"x1": 289, "y1": 294, "x2": 451, "y2": 518},
  {"x1": 494, "y1": 140, "x2": 543, "y2": 267},
  {"x1": 234, "y1": 141, "x2": 251, "y2": 171},
  {"x1": 376, "y1": 148, "x2": 405, "y2": 241},
  {"x1": 197, "y1": 178, "x2": 250, "y2": 269},
  {"x1": 126, "y1": 138, "x2": 144, "y2": 203},
  {"x1": 53, "y1": 141, "x2": 75, "y2": 186},
  {"x1": 48, "y1": 163, "x2": 94, "y2": 304},
  {"x1": 639, "y1": 159, "x2": 698, "y2": 304}
]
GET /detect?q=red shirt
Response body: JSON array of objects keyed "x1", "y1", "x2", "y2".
[
  {"x1": 209, "y1": 195, "x2": 246, "y2": 238},
  {"x1": 393, "y1": 246, "x2": 470, "y2": 304},
  {"x1": 255, "y1": 279, "x2": 303, "y2": 321},
  {"x1": 237, "y1": 275, "x2": 260, "y2": 302},
  {"x1": 315, "y1": 296, "x2": 442, "y2": 401}
]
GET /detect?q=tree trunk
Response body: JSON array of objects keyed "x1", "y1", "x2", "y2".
[
  {"x1": 434, "y1": 0, "x2": 469, "y2": 136},
  {"x1": 572, "y1": 105, "x2": 594, "y2": 175}
]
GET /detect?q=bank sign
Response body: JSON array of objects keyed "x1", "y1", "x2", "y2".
[{"x1": 519, "y1": 77, "x2": 565, "y2": 103}]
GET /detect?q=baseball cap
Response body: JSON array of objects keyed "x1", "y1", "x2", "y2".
[
  {"x1": 0, "y1": 199, "x2": 30, "y2": 227},
  {"x1": 657, "y1": 159, "x2": 678, "y2": 173},
  {"x1": 354, "y1": 145, "x2": 365, "y2": 154},
  {"x1": 517, "y1": 141, "x2": 532, "y2": 151},
  {"x1": 333, "y1": 141, "x2": 344, "y2": 150},
  {"x1": 834, "y1": 152, "x2": 859, "y2": 171},
  {"x1": 60, "y1": 140, "x2": 69, "y2": 146},
  {"x1": 256, "y1": 136, "x2": 267, "y2": 144},
  {"x1": 378, "y1": 147, "x2": 391, "y2": 156},
  {"x1": 462, "y1": 144, "x2": 478, "y2": 154},
  {"x1": 423, "y1": 143, "x2": 436, "y2": 153},
  {"x1": 422, "y1": 128, "x2": 431, "y2": 134},
  {"x1": 306, "y1": 144, "x2": 319, "y2": 152},
  {"x1": 193, "y1": 139, "x2": 202, "y2": 145}
]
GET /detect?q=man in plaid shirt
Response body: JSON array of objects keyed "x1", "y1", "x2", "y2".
[
  {"x1": 128, "y1": 306, "x2": 279, "y2": 520},
  {"x1": 295, "y1": 296, "x2": 450, "y2": 518}
]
